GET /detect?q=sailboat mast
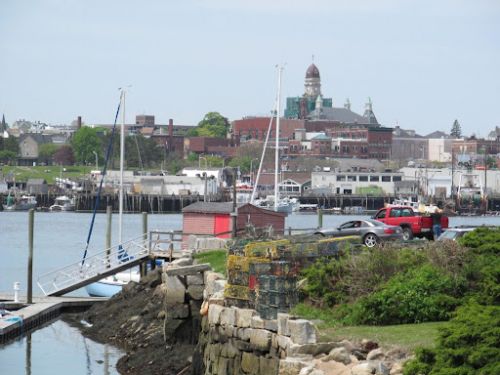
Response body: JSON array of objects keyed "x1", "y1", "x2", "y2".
[
  {"x1": 274, "y1": 66, "x2": 283, "y2": 210},
  {"x1": 119, "y1": 90, "x2": 125, "y2": 245}
]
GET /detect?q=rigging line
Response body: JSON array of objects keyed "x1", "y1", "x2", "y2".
[
  {"x1": 133, "y1": 134, "x2": 144, "y2": 171},
  {"x1": 250, "y1": 100, "x2": 277, "y2": 203},
  {"x1": 81, "y1": 93, "x2": 122, "y2": 267}
]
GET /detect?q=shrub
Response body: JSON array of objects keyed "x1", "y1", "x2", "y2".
[
  {"x1": 459, "y1": 227, "x2": 500, "y2": 256},
  {"x1": 404, "y1": 302, "x2": 500, "y2": 375},
  {"x1": 350, "y1": 265, "x2": 465, "y2": 325}
]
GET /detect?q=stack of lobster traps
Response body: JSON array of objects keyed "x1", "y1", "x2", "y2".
[{"x1": 224, "y1": 234, "x2": 360, "y2": 319}]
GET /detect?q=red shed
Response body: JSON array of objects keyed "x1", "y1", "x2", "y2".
[{"x1": 182, "y1": 202, "x2": 286, "y2": 243}]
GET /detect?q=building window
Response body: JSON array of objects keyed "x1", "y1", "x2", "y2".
[
  {"x1": 370, "y1": 175, "x2": 380, "y2": 182},
  {"x1": 393, "y1": 176, "x2": 402, "y2": 182},
  {"x1": 359, "y1": 175, "x2": 368, "y2": 182},
  {"x1": 347, "y1": 175, "x2": 356, "y2": 181},
  {"x1": 337, "y1": 175, "x2": 346, "y2": 181},
  {"x1": 382, "y1": 175, "x2": 391, "y2": 182}
]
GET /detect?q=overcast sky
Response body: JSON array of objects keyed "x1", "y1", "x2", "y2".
[{"x1": 1, "y1": 0, "x2": 499, "y2": 136}]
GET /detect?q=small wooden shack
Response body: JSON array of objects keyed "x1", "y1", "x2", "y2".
[{"x1": 182, "y1": 202, "x2": 286, "y2": 240}]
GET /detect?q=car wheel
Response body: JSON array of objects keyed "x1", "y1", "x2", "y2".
[
  {"x1": 402, "y1": 227, "x2": 413, "y2": 241},
  {"x1": 363, "y1": 233, "x2": 379, "y2": 247}
]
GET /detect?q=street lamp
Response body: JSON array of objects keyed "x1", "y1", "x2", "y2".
[{"x1": 92, "y1": 151, "x2": 98, "y2": 170}]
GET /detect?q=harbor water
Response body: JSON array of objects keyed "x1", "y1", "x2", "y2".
[{"x1": 1, "y1": 211, "x2": 500, "y2": 374}]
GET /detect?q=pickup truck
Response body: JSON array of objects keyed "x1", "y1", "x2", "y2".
[{"x1": 373, "y1": 206, "x2": 449, "y2": 240}]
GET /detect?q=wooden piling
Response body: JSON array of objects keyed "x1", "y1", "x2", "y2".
[
  {"x1": 28, "y1": 208, "x2": 34, "y2": 304},
  {"x1": 317, "y1": 208, "x2": 323, "y2": 229}
]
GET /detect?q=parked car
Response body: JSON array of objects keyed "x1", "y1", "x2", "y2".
[
  {"x1": 437, "y1": 226, "x2": 483, "y2": 241},
  {"x1": 373, "y1": 206, "x2": 449, "y2": 240},
  {"x1": 315, "y1": 219, "x2": 403, "y2": 247}
]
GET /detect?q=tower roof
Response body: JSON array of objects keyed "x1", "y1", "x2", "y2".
[{"x1": 305, "y1": 63, "x2": 320, "y2": 79}]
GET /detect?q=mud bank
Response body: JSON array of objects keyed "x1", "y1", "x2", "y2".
[{"x1": 64, "y1": 270, "x2": 195, "y2": 375}]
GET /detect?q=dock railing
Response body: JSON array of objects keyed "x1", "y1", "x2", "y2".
[{"x1": 37, "y1": 234, "x2": 151, "y2": 296}]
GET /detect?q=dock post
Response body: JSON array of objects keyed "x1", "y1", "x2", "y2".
[
  {"x1": 317, "y1": 208, "x2": 323, "y2": 229},
  {"x1": 141, "y1": 212, "x2": 148, "y2": 277},
  {"x1": 106, "y1": 205, "x2": 112, "y2": 268},
  {"x1": 27, "y1": 208, "x2": 34, "y2": 304}
]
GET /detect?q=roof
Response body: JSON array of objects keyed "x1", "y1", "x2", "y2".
[
  {"x1": 27, "y1": 178, "x2": 47, "y2": 185},
  {"x1": 425, "y1": 131, "x2": 450, "y2": 139},
  {"x1": 305, "y1": 63, "x2": 320, "y2": 79},
  {"x1": 19, "y1": 133, "x2": 53, "y2": 144},
  {"x1": 312, "y1": 134, "x2": 331, "y2": 141},
  {"x1": 183, "y1": 202, "x2": 241, "y2": 214},
  {"x1": 308, "y1": 107, "x2": 374, "y2": 124}
]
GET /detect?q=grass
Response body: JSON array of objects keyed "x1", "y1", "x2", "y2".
[
  {"x1": 1, "y1": 165, "x2": 90, "y2": 184},
  {"x1": 292, "y1": 303, "x2": 445, "y2": 352},
  {"x1": 193, "y1": 249, "x2": 227, "y2": 274}
]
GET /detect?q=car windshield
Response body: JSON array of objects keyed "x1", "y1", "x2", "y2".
[{"x1": 364, "y1": 219, "x2": 384, "y2": 227}]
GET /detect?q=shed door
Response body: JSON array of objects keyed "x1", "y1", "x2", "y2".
[{"x1": 214, "y1": 214, "x2": 231, "y2": 238}]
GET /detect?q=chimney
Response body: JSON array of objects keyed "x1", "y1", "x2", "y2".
[
  {"x1": 77, "y1": 116, "x2": 82, "y2": 129},
  {"x1": 168, "y1": 119, "x2": 174, "y2": 137}
]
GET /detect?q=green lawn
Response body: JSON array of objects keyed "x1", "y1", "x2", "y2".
[
  {"x1": 292, "y1": 303, "x2": 445, "y2": 351},
  {"x1": 1, "y1": 165, "x2": 90, "y2": 184},
  {"x1": 193, "y1": 249, "x2": 227, "y2": 274}
]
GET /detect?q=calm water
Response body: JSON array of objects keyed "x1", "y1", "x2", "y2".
[{"x1": 1, "y1": 211, "x2": 499, "y2": 374}]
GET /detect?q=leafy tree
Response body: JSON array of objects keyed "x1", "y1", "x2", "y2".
[
  {"x1": 188, "y1": 112, "x2": 230, "y2": 138},
  {"x1": 0, "y1": 150, "x2": 17, "y2": 164},
  {"x1": 450, "y1": 119, "x2": 462, "y2": 138},
  {"x1": 124, "y1": 135, "x2": 163, "y2": 168},
  {"x1": 71, "y1": 127, "x2": 102, "y2": 165},
  {"x1": 38, "y1": 143, "x2": 59, "y2": 164},
  {"x1": 53, "y1": 145, "x2": 75, "y2": 165},
  {"x1": 0, "y1": 137, "x2": 19, "y2": 154},
  {"x1": 228, "y1": 155, "x2": 253, "y2": 173}
]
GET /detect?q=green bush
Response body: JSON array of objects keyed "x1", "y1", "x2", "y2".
[
  {"x1": 404, "y1": 302, "x2": 500, "y2": 375},
  {"x1": 350, "y1": 265, "x2": 465, "y2": 325},
  {"x1": 459, "y1": 227, "x2": 500, "y2": 256}
]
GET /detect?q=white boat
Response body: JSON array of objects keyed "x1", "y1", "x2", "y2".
[
  {"x1": 456, "y1": 172, "x2": 486, "y2": 214},
  {"x1": 3, "y1": 194, "x2": 37, "y2": 211},
  {"x1": 49, "y1": 195, "x2": 76, "y2": 211}
]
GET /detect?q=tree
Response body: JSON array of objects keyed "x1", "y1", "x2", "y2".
[
  {"x1": 53, "y1": 145, "x2": 75, "y2": 165},
  {"x1": 71, "y1": 127, "x2": 102, "y2": 165},
  {"x1": 450, "y1": 119, "x2": 462, "y2": 138},
  {"x1": 38, "y1": 143, "x2": 59, "y2": 164},
  {"x1": 188, "y1": 112, "x2": 230, "y2": 138},
  {"x1": 1, "y1": 136, "x2": 19, "y2": 154},
  {"x1": 0, "y1": 150, "x2": 17, "y2": 164}
]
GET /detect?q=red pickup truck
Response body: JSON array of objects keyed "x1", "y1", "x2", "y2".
[{"x1": 373, "y1": 206, "x2": 449, "y2": 240}]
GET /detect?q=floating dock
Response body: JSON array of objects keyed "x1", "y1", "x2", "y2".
[{"x1": 0, "y1": 294, "x2": 108, "y2": 344}]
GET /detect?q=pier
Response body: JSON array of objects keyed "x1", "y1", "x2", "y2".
[{"x1": 0, "y1": 294, "x2": 108, "y2": 344}]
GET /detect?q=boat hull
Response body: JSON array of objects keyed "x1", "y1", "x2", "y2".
[{"x1": 86, "y1": 280, "x2": 123, "y2": 297}]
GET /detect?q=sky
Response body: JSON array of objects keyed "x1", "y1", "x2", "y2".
[{"x1": 1, "y1": 0, "x2": 499, "y2": 137}]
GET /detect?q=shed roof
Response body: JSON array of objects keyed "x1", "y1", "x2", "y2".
[
  {"x1": 27, "y1": 178, "x2": 47, "y2": 185},
  {"x1": 183, "y1": 202, "x2": 240, "y2": 214}
]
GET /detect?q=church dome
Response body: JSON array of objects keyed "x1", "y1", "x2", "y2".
[{"x1": 305, "y1": 63, "x2": 320, "y2": 79}]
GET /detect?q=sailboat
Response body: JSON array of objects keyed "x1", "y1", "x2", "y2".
[
  {"x1": 85, "y1": 90, "x2": 141, "y2": 297},
  {"x1": 251, "y1": 65, "x2": 298, "y2": 213}
]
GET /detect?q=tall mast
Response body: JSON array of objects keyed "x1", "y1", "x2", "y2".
[
  {"x1": 274, "y1": 65, "x2": 283, "y2": 210},
  {"x1": 119, "y1": 89, "x2": 125, "y2": 245}
]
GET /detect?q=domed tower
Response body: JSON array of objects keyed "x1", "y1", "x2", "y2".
[{"x1": 304, "y1": 63, "x2": 321, "y2": 98}]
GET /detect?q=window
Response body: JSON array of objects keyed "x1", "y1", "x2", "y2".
[
  {"x1": 389, "y1": 209, "x2": 401, "y2": 217},
  {"x1": 359, "y1": 175, "x2": 368, "y2": 182},
  {"x1": 370, "y1": 175, "x2": 380, "y2": 182},
  {"x1": 401, "y1": 208, "x2": 413, "y2": 217},
  {"x1": 337, "y1": 175, "x2": 346, "y2": 181},
  {"x1": 393, "y1": 176, "x2": 402, "y2": 182},
  {"x1": 347, "y1": 175, "x2": 356, "y2": 181},
  {"x1": 376, "y1": 209, "x2": 386, "y2": 219},
  {"x1": 343, "y1": 189, "x2": 352, "y2": 194},
  {"x1": 382, "y1": 175, "x2": 391, "y2": 182}
]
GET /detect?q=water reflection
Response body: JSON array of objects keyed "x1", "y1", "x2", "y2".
[{"x1": 0, "y1": 319, "x2": 124, "y2": 375}]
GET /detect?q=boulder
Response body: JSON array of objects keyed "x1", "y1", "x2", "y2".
[
  {"x1": 288, "y1": 319, "x2": 317, "y2": 345},
  {"x1": 236, "y1": 308, "x2": 255, "y2": 328},
  {"x1": 367, "y1": 348, "x2": 385, "y2": 361},
  {"x1": 322, "y1": 347, "x2": 351, "y2": 365}
]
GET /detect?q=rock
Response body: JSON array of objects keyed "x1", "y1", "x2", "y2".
[
  {"x1": 351, "y1": 362, "x2": 376, "y2": 375},
  {"x1": 278, "y1": 357, "x2": 310, "y2": 375},
  {"x1": 236, "y1": 327, "x2": 252, "y2": 341},
  {"x1": 260, "y1": 356, "x2": 279, "y2": 374},
  {"x1": 339, "y1": 339, "x2": 355, "y2": 353},
  {"x1": 265, "y1": 319, "x2": 279, "y2": 332},
  {"x1": 250, "y1": 329, "x2": 272, "y2": 351},
  {"x1": 373, "y1": 361, "x2": 390, "y2": 375},
  {"x1": 322, "y1": 347, "x2": 351, "y2": 365},
  {"x1": 385, "y1": 348, "x2": 408, "y2": 361},
  {"x1": 208, "y1": 304, "x2": 224, "y2": 325},
  {"x1": 217, "y1": 357, "x2": 230, "y2": 375},
  {"x1": 367, "y1": 348, "x2": 385, "y2": 361},
  {"x1": 251, "y1": 316, "x2": 266, "y2": 329},
  {"x1": 352, "y1": 350, "x2": 367, "y2": 360},
  {"x1": 220, "y1": 306, "x2": 237, "y2": 327},
  {"x1": 186, "y1": 274, "x2": 204, "y2": 285},
  {"x1": 170, "y1": 257, "x2": 193, "y2": 267},
  {"x1": 187, "y1": 284, "x2": 205, "y2": 300},
  {"x1": 314, "y1": 358, "x2": 350, "y2": 375},
  {"x1": 157, "y1": 310, "x2": 166, "y2": 320},
  {"x1": 241, "y1": 352, "x2": 260, "y2": 374},
  {"x1": 361, "y1": 339, "x2": 379, "y2": 352},
  {"x1": 288, "y1": 342, "x2": 338, "y2": 357},
  {"x1": 164, "y1": 275, "x2": 186, "y2": 306},
  {"x1": 204, "y1": 271, "x2": 225, "y2": 295},
  {"x1": 389, "y1": 363, "x2": 403, "y2": 375},
  {"x1": 236, "y1": 308, "x2": 255, "y2": 328},
  {"x1": 288, "y1": 319, "x2": 317, "y2": 345},
  {"x1": 277, "y1": 313, "x2": 290, "y2": 336},
  {"x1": 277, "y1": 335, "x2": 293, "y2": 351},
  {"x1": 298, "y1": 365, "x2": 315, "y2": 375},
  {"x1": 168, "y1": 303, "x2": 190, "y2": 319}
]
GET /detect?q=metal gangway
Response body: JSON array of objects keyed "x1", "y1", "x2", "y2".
[{"x1": 38, "y1": 234, "x2": 153, "y2": 296}]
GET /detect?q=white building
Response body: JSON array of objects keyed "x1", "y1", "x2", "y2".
[{"x1": 311, "y1": 171, "x2": 404, "y2": 195}]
